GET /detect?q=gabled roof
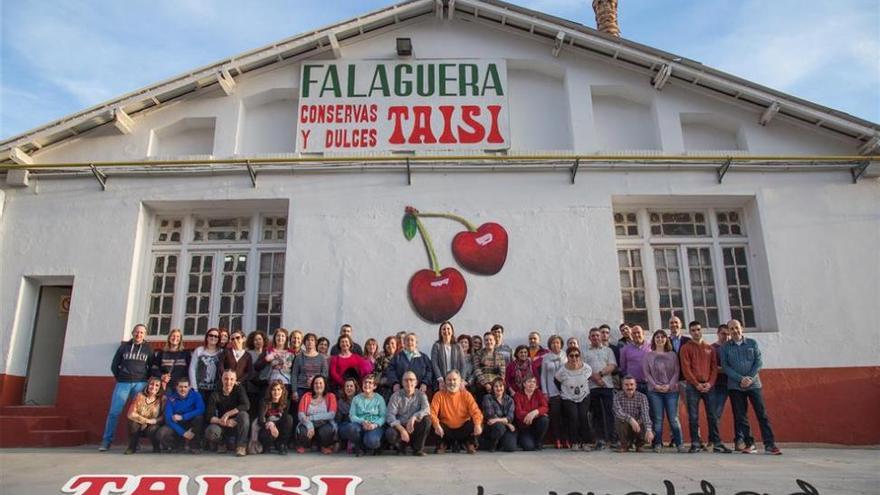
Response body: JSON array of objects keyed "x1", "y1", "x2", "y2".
[{"x1": 2, "y1": 0, "x2": 878, "y2": 160}]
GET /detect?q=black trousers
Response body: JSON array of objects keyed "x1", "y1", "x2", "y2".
[
  {"x1": 439, "y1": 420, "x2": 475, "y2": 448},
  {"x1": 548, "y1": 395, "x2": 564, "y2": 442},
  {"x1": 589, "y1": 388, "x2": 615, "y2": 443},
  {"x1": 157, "y1": 416, "x2": 204, "y2": 450},
  {"x1": 561, "y1": 398, "x2": 593, "y2": 444},
  {"x1": 127, "y1": 421, "x2": 160, "y2": 451},
  {"x1": 481, "y1": 422, "x2": 517, "y2": 452},
  {"x1": 258, "y1": 414, "x2": 294, "y2": 451},
  {"x1": 204, "y1": 411, "x2": 250, "y2": 448},
  {"x1": 385, "y1": 416, "x2": 431, "y2": 452},
  {"x1": 517, "y1": 415, "x2": 549, "y2": 451},
  {"x1": 295, "y1": 421, "x2": 336, "y2": 448}
]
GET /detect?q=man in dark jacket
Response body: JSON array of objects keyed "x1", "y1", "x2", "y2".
[
  {"x1": 386, "y1": 333, "x2": 434, "y2": 394},
  {"x1": 330, "y1": 324, "x2": 363, "y2": 356},
  {"x1": 100, "y1": 324, "x2": 152, "y2": 451},
  {"x1": 204, "y1": 370, "x2": 250, "y2": 456}
]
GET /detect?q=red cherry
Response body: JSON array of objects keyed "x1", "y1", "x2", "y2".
[
  {"x1": 451, "y1": 222, "x2": 508, "y2": 275},
  {"x1": 408, "y1": 268, "x2": 467, "y2": 323}
]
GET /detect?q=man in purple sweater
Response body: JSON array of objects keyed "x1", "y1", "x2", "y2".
[{"x1": 618, "y1": 326, "x2": 651, "y2": 395}]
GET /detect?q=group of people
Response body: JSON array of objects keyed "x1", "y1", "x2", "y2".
[{"x1": 100, "y1": 318, "x2": 781, "y2": 456}]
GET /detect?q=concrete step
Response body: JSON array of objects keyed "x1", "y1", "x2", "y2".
[
  {"x1": 0, "y1": 415, "x2": 70, "y2": 431},
  {"x1": 0, "y1": 405, "x2": 88, "y2": 447},
  {"x1": 0, "y1": 428, "x2": 89, "y2": 448},
  {"x1": 0, "y1": 405, "x2": 60, "y2": 416}
]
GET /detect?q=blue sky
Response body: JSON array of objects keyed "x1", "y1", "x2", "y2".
[{"x1": 1, "y1": 0, "x2": 878, "y2": 139}]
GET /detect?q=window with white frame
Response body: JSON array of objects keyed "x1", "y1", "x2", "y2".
[
  {"x1": 614, "y1": 207, "x2": 757, "y2": 330},
  {"x1": 146, "y1": 212, "x2": 286, "y2": 337}
]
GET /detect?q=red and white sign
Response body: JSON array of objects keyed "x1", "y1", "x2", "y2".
[{"x1": 296, "y1": 60, "x2": 510, "y2": 152}]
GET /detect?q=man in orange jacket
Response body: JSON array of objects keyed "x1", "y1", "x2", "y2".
[{"x1": 430, "y1": 370, "x2": 483, "y2": 454}]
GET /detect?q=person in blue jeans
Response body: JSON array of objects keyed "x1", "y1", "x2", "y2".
[
  {"x1": 642, "y1": 330, "x2": 684, "y2": 453},
  {"x1": 100, "y1": 324, "x2": 153, "y2": 451},
  {"x1": 341, "y1": 374, "x2": 386, "y2": 456},
  {"x1": 721, "y1": 319, "x2": 781, "y2": 455},
  {"x1": 711, "y1": 324, "x2": 751, "y2": 449}
]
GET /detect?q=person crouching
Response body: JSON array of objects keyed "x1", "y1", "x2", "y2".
[
  {"x1": 204, "y1": 370, "x2": 250, "y2": 457},
  {"x1": 157, "y1": 377, "x2": 205, "y2": 454}
]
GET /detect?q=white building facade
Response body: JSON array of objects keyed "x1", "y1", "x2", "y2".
[{"x1": 1, "y1": 0, "x2": 878, "y2": 446}]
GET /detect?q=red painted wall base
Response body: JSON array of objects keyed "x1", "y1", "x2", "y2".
[
  {"x1": 0, "y1": 374, "x2": 26, "y2": 406},
  {"x1": 5, "y1": 366, "x2": 878, "y2": 446}
]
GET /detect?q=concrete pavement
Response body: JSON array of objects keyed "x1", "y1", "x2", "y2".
[{"x1": 1, "y1": 446, "x2": 877, "y2": 494}]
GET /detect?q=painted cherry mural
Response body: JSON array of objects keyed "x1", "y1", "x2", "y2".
[
  {"x1": 403, "y1": 206, "x2": 508, "y2": 322},
  {"x1": 403, "y1": 207, "x2": 467, "y2": 323},
  {"x1": 451, "y1": 222, "x2": 508, "y2": 275}
]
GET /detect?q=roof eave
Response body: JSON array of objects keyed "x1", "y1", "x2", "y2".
[{"x1": 2, "y1": 0, "x2": 877, "y2": 159}]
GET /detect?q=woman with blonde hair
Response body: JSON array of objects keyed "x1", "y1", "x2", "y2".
[{"x1": 151, "y1": 328, "x2": 190, "y2": 392}]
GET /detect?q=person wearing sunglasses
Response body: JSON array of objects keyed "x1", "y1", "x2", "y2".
[
  {"x1": 189, "y1": 328, "x2": 225, "y2": 406},
  {"x1": 554, "y1": 346, "x2": 594, "y2": 450},
  {"x1": 222, "y1": 330, "x2": 253, "y2": 388}
]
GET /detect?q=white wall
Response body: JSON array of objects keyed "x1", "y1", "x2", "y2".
[
  {"x1": 2, "y1": 169, "x2": 878, "y2": 377},
  {"x1": 507, "y1": 67, "x2": 572, "y2": 152},
  {"x1": 238, "y1": 89, "x2": 298, "y2": 155},
  {"x1": 2, "y1": 15, "x2": 877, "y2": 379},
  {"x1": 30, "y1": 17, "x2": 858, "y2": 163}
]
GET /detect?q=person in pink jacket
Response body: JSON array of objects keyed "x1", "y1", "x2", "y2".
[{"x1": 329, "y1": 335, "x2": 373, "y2": 390}]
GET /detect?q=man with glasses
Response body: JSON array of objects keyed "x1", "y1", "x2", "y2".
[
  {"x1": 720, "y1": 319, "x2": 781, "y2": 455},
  {"x1": 99, "y1": 324, "x2": 153, "y2": 451},
  {"x1": 386, "y1": 371, "x2": 432, "y2": 456}
]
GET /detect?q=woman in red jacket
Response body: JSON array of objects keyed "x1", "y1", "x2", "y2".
[
  {"x1": 513, "y1": 376, "x2": 549, "y2": 451},
  {"x1": 329, "y1": 335, "x2": 373, "y2": 390}
]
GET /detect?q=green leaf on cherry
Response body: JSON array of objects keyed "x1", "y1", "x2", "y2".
[{"x1": 402, "y1": 214, "x2": 417, "y2": 240}]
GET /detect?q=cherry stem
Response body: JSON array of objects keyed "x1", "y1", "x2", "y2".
[
  {"x1": 413, "y1": 216, "x2": 442, "y2": 276},
  {"x1": 415, "y1": 211, "x2": 478, "y2": 232}
]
